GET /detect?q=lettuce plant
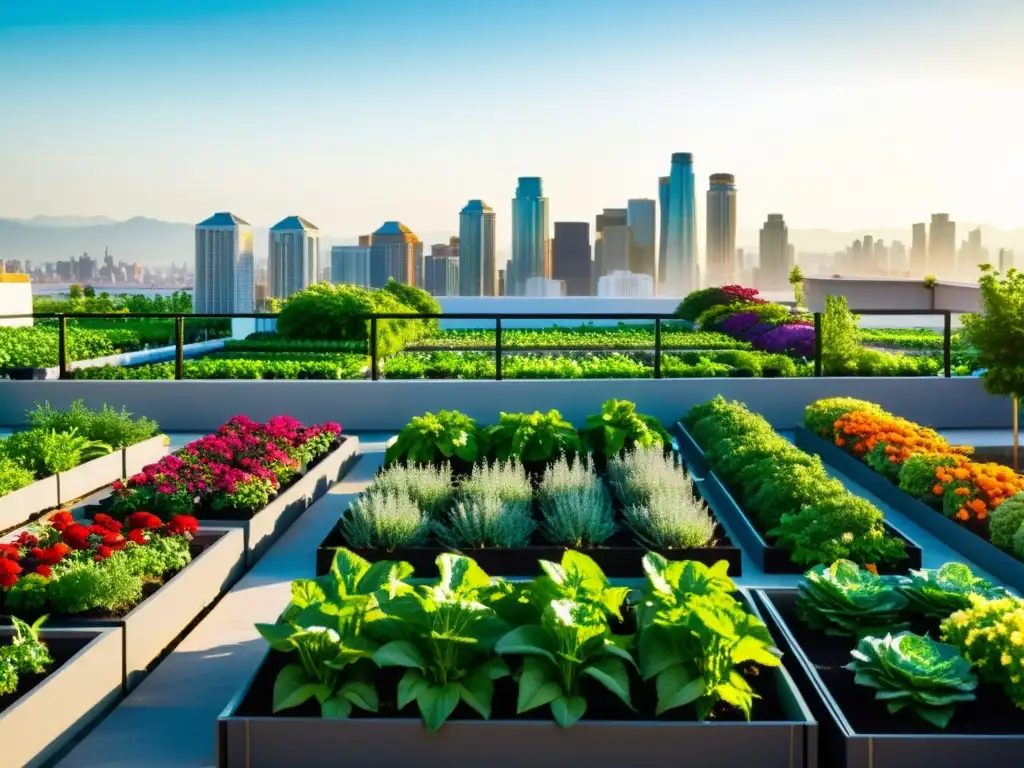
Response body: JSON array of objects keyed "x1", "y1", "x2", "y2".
[
  {"x1": 0, "y1": 616, "x2": 52, "y2": 696},
  {"x1": 369, "y1": 554, "x2": 514, "y2": 732},
  {"x1": 483, "y1": 410, "x2": 583, "y2": 464},
  {"x1": 578, "y1": 399, "x2": 668, "y2": 460},
  {"x1": 795, "y1": 560, "x2": 909, "y2": 636},
  {"x1": 495, "y1": 551, "x2": 634, "y2": 727},
  {"x1": 384, "y1": 411, "x2": 481, "y2": 466},
  {"x1": 897, "y1": 563, "x2": 1010, "y2": 619},
  {"x1": 847, "y1": 632, "x2": 977, "y2": 728},
  {"x1": 635, "y1": 555, "x2": 780, "y2": 719},
  {"x1": 256, "y1": 549, "x2": 413, "y2": 718}
]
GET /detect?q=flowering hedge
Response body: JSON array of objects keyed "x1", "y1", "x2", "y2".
[
  {"x1": 0, "y1": 509, "x2": 199, "y2": 617},
  {"x1": 110, "y1": 415, "x2": 342, "y2": 520},
  {"x1": 804, "y1": 398, "x2": 1024, "y2": 536}
]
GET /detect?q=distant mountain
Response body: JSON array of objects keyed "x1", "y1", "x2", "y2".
[{"x1": 11, "y1": 215, "x2": 119, "y2": 228}]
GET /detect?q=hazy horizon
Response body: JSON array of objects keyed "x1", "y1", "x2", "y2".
[{"x1": 3, "y1": 0, "x2": 1023, "y2": 249}]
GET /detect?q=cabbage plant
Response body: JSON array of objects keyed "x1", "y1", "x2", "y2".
[
  {"x1": 847, "y1": 632, "x2": 977, "y2": 728},
  {"x1": 897, "y1": 562, "x2": 1010, "y2": 619},
  {"x1": 796, "y1": 559, "x2": 909, "y2": 636}
]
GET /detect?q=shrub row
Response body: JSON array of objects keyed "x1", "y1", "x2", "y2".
[
  {"x1": 70, "y1": 354, "x2": 368, "y2": 380},
  {"x1": 406, "y1": 326, "x2": 749, "y2": 351}
]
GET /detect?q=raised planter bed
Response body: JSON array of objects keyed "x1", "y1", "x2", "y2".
[
  {"x1": 0, "y1": 475, "x2": 59, "y2": 534},
  {"x1": 56, "y1": 449, "x2": 127, "y2": 506},
  {"x1": 122, "y1": 433, "x2": 171, "y2": 479},
  {"x1": 757, "y1": 588, "x2": 1024, "y2": 768},
  {"x1": 673, "y1": 423, "x2": 923, "y2": 574},
  {"x1": 216, "y1": 591, "x2": 818, "y2": 768},
  {"x1": 795, "y1": 425, "x2": 1024, "y2": 592},
  {"x1": 0, "y1": 626, "x2": 122, "y2": 768}
]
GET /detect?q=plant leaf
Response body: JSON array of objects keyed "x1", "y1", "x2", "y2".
[
  {"x1": 373, "y1": 640, "x2": 426, "y2": 670},
  {"x1": 551, "y1": 695, "x2": 587, "y2": 728},
  {"x1": 516, "y1": 656, "x2": 563, "y2": 713},
  {"x1": 496, "y1": 624, "x2": 557, "y2": 663},
  {"x1": 321, "y1": 693, "x2": 353, "y2": 719},
  {"x1": 255, "y1": 623, "x2": 298, "y2": 652},
  {"x1": 340, "y1": 679, "x2": 379, "y2": 712},
  {"x1": 397, "y1": 669, "x2": 429, "y2": 709},
  {"x1": 656, "y1": 664, "x2": 706, "y2": 715},
  {"x1": 272, "y1": 663, "x2": 319, "y2": 713},
  {"x1": 638, "y1": 625, "x2": 682, "y2": 680},
  {"x1": 417, "y1": 682, "x2": 462, "y2": 733},
  {"x1": 582, "y1": 656, "x2": 633, "y2": 709},
  {"x1": 459, "y1": 673, "x2": 495, "y2": 719}
]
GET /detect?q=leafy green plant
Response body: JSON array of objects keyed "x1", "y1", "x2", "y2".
[
  {"x1": 804, "y1": 397, "x2": 884, "y2": 438},
  {"x1": 960, "y1": 266, "x2": 1024, "y2": 405},
  {"x1": 484, "y1": 410, "x2": 583, "y2": 464},
  {"x1": 898, "y1": 453, "x2": 960, "y2": 503},
  {"x1": 988, "y1": 493, "x2": 1024, "y2": 551},
  {"x1": 339, "y1": 491, "x2": 429, "y2": 550},
  {"x1": 437, "y1": 461, "x2": 536, "y2": 548},
  {"x1": 495, "y1": 551, "x2": 634, "y2": 727},
  {"x1": 941, "y1": 595, "x2": 1024, "y2": 708},
  {"x1": 0, "y1": 616, "x2": 53, "y2": 696},
  {"x1": 635, "y1": 554, "x2": 780, "y2": 719},
  {"x1": 795, "y1": 560, "x2": 909, "y2": 636},
  {"x1": 848, "y1": 632, "x2": 977, "y2": 728},
  {"x1": 579, "y1": 399, "x2": 667, "y2": 460},
  {"x1": 538, "y1": 456, "x2": 616, "y2": 547},
  {"x1": 897, "y1": 563, "x2": 1010, "y2": 618},
  {"x1": 384, "y1": 410, "x2": 481, "y2": 466},
  {"x1": 367, "y1": 463, "x2": 453, "y2": 519},
  {"x1": 407, "y1": 325, "x2": 746, "y2": 352},
  {"x1": 820, "y1": 294, "x2": 861, "y2": 375},
  {"x1": 0, "y1": 456, "x2": 34, "y2": 497},
  {"x1": 370, "y1": 554, "x2": 514, "y2": 731}
]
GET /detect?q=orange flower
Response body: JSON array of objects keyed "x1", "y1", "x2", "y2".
[
  {"x1": 932, "y1": 483, "x2": 944, "y2": 496},
  {"x1": 863, "y1": 563, "x2": 879, "y2": 575},
  {"x1": 955, "y1": 509, "x2": 970, "y2": 521}
]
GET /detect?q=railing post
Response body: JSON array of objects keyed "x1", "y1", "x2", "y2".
[
  {"x1": 654, "y1": 318, "x2": 662, "y2": 379},
  {"x1": 943, "y1": 311, "x2": 952, "y2": 378},
  {"x1": 174, "y1": 316, "x2": 185, "y2": 380},
  {"x1": 813, "y1": 312, "x2": 823, "y2": 377},
  {"x1": 58, "y1": 315, "x2": 68, "y2": 380},
  {"x1": 370, "y1": 317, "x2": 379, "y2": 381},
  {"x1": 495, "y1": 318, "x2": 503, "y2": 381}
]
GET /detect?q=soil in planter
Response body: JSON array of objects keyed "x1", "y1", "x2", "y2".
[
  {"x1": 236, "y1": 647, "x2": 792, "y2": 723},
  {"x1": 772, "y1": 591, "x2": 1023, "y2": 735},
  {"x1": 0, "y1": 636, "x2": 92, "y2": 714}
]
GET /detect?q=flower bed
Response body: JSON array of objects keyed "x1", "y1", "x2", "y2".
[
  {"x1": 217, "y1": 549, "x2": 815, "y2": 768},
  {"x1": 798, "y1": 398, "x2": 1024, "y2": 592},
  {"x1": 757, "y1": 560, "x2": 1024, "y2": 768},
  {"x1": 676, "y1": 397, "x2": 921, "y2": 573}
]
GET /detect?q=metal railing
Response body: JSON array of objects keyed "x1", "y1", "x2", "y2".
[{"x1": 0, "y1": 309, "x2": 957, "y2": 380}]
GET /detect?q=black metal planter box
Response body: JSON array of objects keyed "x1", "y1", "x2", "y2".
[
  {"x1": 673, "y1": 423, "x2": 923, "y2": 574},
  {"x1": 756, "y1": 588, "x2": 1024, "y2": 768},
  {"x1": 0, "y1": 626, "x2": 122, "y2": 768},
  {"x1": 795, "y1": 425, "x2": 1024, "y2": 591},
  {"x1": 216, "y1": 591, "x2": 818, "y2": 768}
]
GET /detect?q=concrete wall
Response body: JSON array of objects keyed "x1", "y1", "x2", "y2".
[
  {"x1": 0, "y1": 281, "x2": 33, "y2": 327},
  {"x1": 805, "y1": 276, "x2": 980, "y2": 314},
  {"x1": 0, "y1": 377, "x2": 1008, "y2": 432}
]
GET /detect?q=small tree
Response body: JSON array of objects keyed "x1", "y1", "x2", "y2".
[
  {"x1": 820, "y1": 294, "x2": 860, "y2": 375},
  {"x1": 788, "y1": 265, "x2": 805, "y2": 307},
  {"x1": 961, "y1": 265, "x2": 1024, "y2": 467}
]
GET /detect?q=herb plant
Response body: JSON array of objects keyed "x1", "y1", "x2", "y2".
[
  {"x1": 897, "y1": 563, "x2": 1010, "y2": 618},
  {"x1": 384, "y1": 411, "x2": 482, "y2": 467},
  {"x1": 579, "y1": 399, "x2": 668, "y2": 460},
  {"x1": 339, "y1": 491, "x2": 430, "y2": 550},
  {"x1": 436, "y1": 461, "x2": 536, "y2": 548},
  {"x1": 537, "y1": 457, "x2": 616, "y2": 547},
  {"x1": 847, "y1": 632, "x2": 977, "y2": 728},
  {"x1": 483, "y1": 410, "x2": 583, "y2": 464},
  {"x1": 0, "y1": 457, "x2": 34, "y2": 497},
  {"x1": 795, "y1": 560, "x2": 909, "y2": 636},
  {"x1": 367, "y1": 463, "x2": 453, "y2": 519},
  {"x1": 0, "y1": 616, "x2": 53, "y2": 696}
]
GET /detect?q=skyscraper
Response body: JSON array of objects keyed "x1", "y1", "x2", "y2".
[
  {"x1": 657, "y1": 176, "x2": 670, "y2": 291},
  {"x1": 424, "y1": 250, "x2": 460, "y2": 296},
  {"x1": 510, "y1": 177, "x2": 550, "y2": 295},
  {"x1": 664, "y1": 152, "x2": 698, "y2": 294},
  {"x1": 552, "y1": 222, "x2": 592, "y2": 296},
  {"x1": 601, "y1": 226, "x2": 632, "y2": 274},
  {"x1": 705, "y1": 174, "x2": 738, "y2": 287},
  {"x1": 369, "y1": 221, "x2": 423, "y2": 288},
  {"x1": 268, "y1": 216, "x2": 319, "y2": 299},
  {"x1": 999, "y1": 249, "x2": 1016, "y2": 272},
  {"x1": 330, "y1": 246, "x2": 371, "y2": 287},
  {"x1": 194, "y1": 212, "x2": 254, "y2": 314},
  {"x1": 911, "y1": 222, "x2": 928, "y2": 276},
  {"x1": 928, "y1": 214, "x2": 956, "y2": 280},
  {"x1": 459, "y1": 200, "x2": 497, "y2": 296},
  {"x1": 594, "y1": 208, "x2": 627, "y2": 289},
  {"x1": 626, "y1": 199, "x2": 656, "y2": 280},
  {"x1": 757, "y1": 214, "x2": 791, "y2": 291}
]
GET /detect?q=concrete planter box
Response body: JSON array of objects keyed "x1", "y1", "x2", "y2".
[
  {"x1": 216, "y1": 591, "x2": 818, "y2": 768},
  {"x1": 795, "y1": 426, "x2": 1024, "y2": 592},
  {"x1": 757, "y1": 588, "x2": 1024, "y2": 768},
  {"x1": 122, "y1": 433, "x2": 171, "y2": 478},
  {"x1": 206, "y1": 437, "x2": 361, "y2": 566},
  {"x1": 0, "y1": 626, "x2": 122, "y2": 768},
  {"x1": 673, "y1": 423, "x2": 922, "y2": 573},
  {"x1": 56, "y1": 450, "x2": 125, "y2": 506},
  {"x1": 0, "y1": 475, "x2": 59, "y2": 533}
]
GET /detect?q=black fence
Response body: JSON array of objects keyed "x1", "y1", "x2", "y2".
[{"x1": 0, "y1": 309, "x2": 957, "y2": 380}]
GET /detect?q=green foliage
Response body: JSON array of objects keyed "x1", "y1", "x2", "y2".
[
  {"x1": 988, "y1": 492, "x2": 1024, "y2": 551},
  {"x1": 225, "y1": 336, "x2": 366, "y2": 353},
  {"x1": 26, "y1": 399, "x2": 158, "y2": 449},
  {"x1": 859, "y1": 328, "x2": 951, "y2": 351},
  {"x1": 46, "y1": 557, "x2": 144, "y2": 616},
  {"x1": 436, "y1": 461, "x2": 536, "y2": 549},
  {"x1": 72, "y1": 354, "x2": 368, "y2": 380},
  {"x1": 941, "y1": 595, "x2": 1024, "y2": 708},
  {"x1": 484, "y1": 410, "x2": 583, "y2": 464},
  {"x1": 635, "y1": 554, "x2": 780, "y2": 719},
  {"x1": 795, "y1": 560, "x2": 909, "y2": 637},
  {"x1": 1, "y1": 574, "x2": 51, "y2": 616},
  {"x1": 674, "y1": 287, "x2": 730, "y2": 322},
  {"x1": 0, "y1": 616, "x2": 53, "y2": 696},
  {"x1": 1015, "y1": 525, "x2": 1024, "y2": 562},
  {"x1": 579, "y1": 399, "x2": 667, "y2": 460},
  {"x1": 804, "y1": 397, "x2": 885, "y2": 437},
  {"x1": 537, "y1": 457, "x2": 617, "y2": 547},
  {"x1": 847, "y1": 632, "x2": 977, "y2": 728},
  {"x1": 340, "y1": 491, "x2": 430, "y2": 550},
  {"x1": 898, "y1": 453, "x2": 960, "y2": 503},
  {"x1": 820, "y1": 294, "x2": 862, "y2": 375},
  {"x1": 380, "y1": 279, "x2": 441, "y2": 336},
  {"x1": 0, "y1": 456, "x2": 34, "y2": 497},
  {"x1": 693, "y1": 302, "x2": 749, "y2": 330},
  {"x1": 384, "y1": 410, "x2": 482, "y2": 466},
  {"x1": 897, "y1": 563, "x2": 1010, "y2": 618},
  {"x1": 366, "y1": 463, "x2": 452, "y2": 519},
  {"x1": 789, "y1": 265, "x2": 805, "y2": 306},
  {"x1": 0, "y1": 427, "x2": 111, "y2": 477},
  {"x1": 408, "y1": 325, "x2": 747, "y2": 351}
]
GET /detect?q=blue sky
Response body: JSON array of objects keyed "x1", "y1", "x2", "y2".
[{"x1": 2, "y1": 0, "x2": 1023, "y2": 246}]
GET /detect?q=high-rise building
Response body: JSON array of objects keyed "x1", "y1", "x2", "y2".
[
  {"x1": 911, "y1": 222, "x2": 928, "y2": 276},
  {"x1": 423, "y1": 253, "x2": 460, "y2": 296},
  {"x1": 705, "y1": 173, "x2": 737, "y2": 286},
  {"x1": 498, "y1": 268, "x2": 506, "y2": 296},
  {"x1": 657, "y1": 176, "x2": 670, "y2": 291},
  {"x1": 958, "y1": 227, "x2": 988, "y2": 279},
  {"x1": 524, "y1": 277, "x2": 565, "y2": 297},
  {"x1": 194, "y1": 212, "x2": 254, "y2": 314},
  {"x1": 597, "y1": 270, "x2": 654, "y2": 298},
  {"x1": 593, "y1": 208, "x2": 627, "y2": 289},
  {"x1": 756, "y1": 214, "x2": 791, "y2": 291},
  {"x1": 369, "y1": 221, "x2": 423, "y2": 288},
  {"x1": 626, "y1": 199, "x2": 656, "y2": 280},
  {"x1": 330, "y1": 246, "x2": 371, "y2": 287},
  {"x1": 664, "y1": 152, "x2": 698, "y2": 295},
  {"x1": 600, "y1": 226, "x2": 632, "y2": 274},
  {"x1": 551, "y1": 222, "x2": 591, "y2": 296},
  {"x1": 510, "y1": 177, "x2": 550, "y2": 295},
  {"x1": 928, "y1": 214, "x2": 956, "y2": 279},
  {"x1": 268, "y1": 216, "x2": 319, "y2": 299},
  {"x1": 890, "y1": 241, "x2": 908, "y2": 275},
  {"x1": 459, "y1": 200, "x2": 497, "y2": 296},
  {"x1": 358, "y1": 234, "x2": 372, "y2": 247},
  {"x1": 999, "y1": 249, "x2": 1015, "y2": 272}
]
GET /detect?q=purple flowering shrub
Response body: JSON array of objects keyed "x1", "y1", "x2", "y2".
[{"x1": 753, "y1": 323, "x2": 815, "y2": 358}]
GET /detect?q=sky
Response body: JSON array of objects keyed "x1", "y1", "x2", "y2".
[{"x1": 2, "y1": 0, "x2": 1024, "y2": 246}]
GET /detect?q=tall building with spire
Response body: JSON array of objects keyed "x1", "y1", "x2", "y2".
[
  {"x1": 369, "y1": 221, "x2": 423, "y2": 288},
  {"x1": 664, "y1": 152, "x2": 698, "y2": 294},
  {"x1": 705, "y1": 174, "x2": 737, "y2": 286},
  {"x1": 459, "y1": 200, "x2": 497, "y2": 296},
  {"x1": 268, "y1": 216, "x2": 319, "y2": 299},
  {"x1": 194, "y1": 212, "x2": 254, "y2": 313},
  {"x1": 510, "y1": 177, "x2": 550, "y2": 295},
  {"x1": 657, "y1": 176, "x2": 670, "y2": 292}
]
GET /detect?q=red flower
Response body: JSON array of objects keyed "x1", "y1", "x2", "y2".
[
  {"x1": 93, "y1": 513, "x2": 123, "y2": 533},
  {"x1": 15, "y1": 531, "x2": 39, "y2": 548},
  {"x1": 49, "y1": 511, "x2": 75, "y2": 531},
  {"x1": 34, "y1": 543, "x2": 71, "y2": 566},
  {"x1": 127, "y1": 512, "x2": 163, "y2": 530},
  {"x1": 62, "y1": 524, "x2": 93, "y2": 550},
  {"x1": 34, "y1": 565, "x2": 52, "y2": 578},
  {"x1": 127, "y1": 528, "x2": 148, "y2": 545},
  {"x1": 0, "y1": 543, "x2": 22, "y2": 561},
  {"x1": 0, "y1": 558, "x2": 22, "y2": 588},
  {"x1": 94, "y1": 545, "x2": 113, "y2": 561},
  {"x1": 101, "y1": 532, "x2": 126, "y2": 550},
  {"x1": 165, "y1": 515, "x2": 199, "y2": 536}
]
